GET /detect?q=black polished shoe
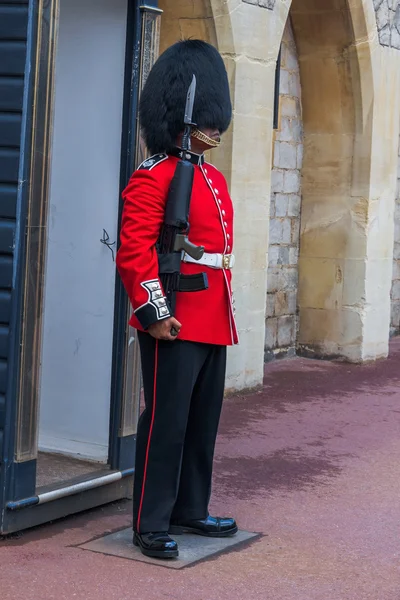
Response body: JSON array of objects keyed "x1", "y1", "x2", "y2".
[
  {"x1": 133, "y1": 531, "x2": 179, "y2": 559},
  {"x1": 169, "y1": 515, "x2": 238, "y2": 537}
]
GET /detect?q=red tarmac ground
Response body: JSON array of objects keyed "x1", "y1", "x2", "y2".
[{"x1": 2, "y1": 339, "x2": 400, "y2": 599}]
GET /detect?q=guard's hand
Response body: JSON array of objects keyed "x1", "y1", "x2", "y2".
[{"x1": 148, "y1": 317, "x2": 182, "y2": 341}]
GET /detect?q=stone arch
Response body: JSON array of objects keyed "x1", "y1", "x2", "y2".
[
  {"x1": 266, "y1": 0, "x2": 383, "y2": 362},
  {"x1": 288, "y1": 0, "x2": 384, "y2": 361}
]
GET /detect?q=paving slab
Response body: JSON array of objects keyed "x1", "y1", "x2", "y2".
[{"x1": 79, "y1": 528, "x2": 260, "y2": 569}]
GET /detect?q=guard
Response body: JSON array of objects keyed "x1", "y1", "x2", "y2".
[{"x1": 116, "y1": 39, "x2": 239, "y2": 559}]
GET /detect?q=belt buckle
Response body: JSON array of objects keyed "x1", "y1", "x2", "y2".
[{"x1": 222, "y1": 254, "x2": 232, "y2": 269}]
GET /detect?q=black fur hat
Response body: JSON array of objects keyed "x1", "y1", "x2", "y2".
[{"x1": 139, "y1": 40, "x2": 232, "y2": 154}]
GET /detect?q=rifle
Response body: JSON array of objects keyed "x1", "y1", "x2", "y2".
[{"x1": 157, "y1": 75, "x2": 208, "y2": 322}]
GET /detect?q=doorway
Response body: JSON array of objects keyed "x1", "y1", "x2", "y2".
[{"x1": 37, "y1": 0, "x2": 128, "y2": 490}]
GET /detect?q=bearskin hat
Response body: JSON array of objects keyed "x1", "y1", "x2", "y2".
[{"x1": 139, "y1": 39, "x2": 232, "y2": 155}]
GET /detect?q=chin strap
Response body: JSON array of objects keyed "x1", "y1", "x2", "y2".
[{"x1": 191, "y1": 128, "x2": 220, "y2": 148}]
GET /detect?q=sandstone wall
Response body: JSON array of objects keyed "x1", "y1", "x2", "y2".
[{"x1": 157, "y1": 0, "x2": 400, "y2": 390}]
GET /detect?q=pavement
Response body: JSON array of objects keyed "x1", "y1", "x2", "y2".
[{"x1": 2, "y1": 338, "x2": 400, "y2": 600}]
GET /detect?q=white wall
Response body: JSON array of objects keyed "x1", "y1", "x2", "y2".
[{"x1": 38, "y1": 0, "x2": 128, "y2": 462}]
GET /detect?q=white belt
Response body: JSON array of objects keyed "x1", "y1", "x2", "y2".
[{"x1": 183, "y1": 252, "x2": 235, "y2": 270}]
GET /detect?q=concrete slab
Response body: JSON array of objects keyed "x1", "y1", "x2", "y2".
[{"x1": 79, "y1": 528, "x2": 260, "y2": 569}]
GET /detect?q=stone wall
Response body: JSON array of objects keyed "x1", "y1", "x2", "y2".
[
  {"x1": 373, "y1": 0, "x2": 400, "y2": 49},
  {"x1": 391, "y1": 134, "x2": 400, "y2": 334},
  {"x1": 265, "y1": 19, "x2": 303, "y2": 359}
]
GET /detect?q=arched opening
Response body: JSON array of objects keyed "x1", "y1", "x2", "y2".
[{"x1": 289, "y1": 0, "x2": 374, "y2": 360}]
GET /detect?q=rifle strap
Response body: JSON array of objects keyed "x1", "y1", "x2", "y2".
[{"x1": 158, "y1": 253, "x2": 208, "y2": 292}]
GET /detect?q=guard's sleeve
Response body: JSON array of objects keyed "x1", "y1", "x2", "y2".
[{"x1": 116, "y1": 168, "x2": 171, "y2": 330}]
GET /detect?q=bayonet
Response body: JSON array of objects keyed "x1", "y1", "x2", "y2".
[
  {"x1": 184, "y1": 74, "x2": 196, "y2": 125},
  {"x1": 182, "y1": 75, "x2": 196, "y2": 151}
]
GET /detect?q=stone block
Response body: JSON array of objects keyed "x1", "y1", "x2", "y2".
[
  {"x1": 276, "y1": 117, "x2": 303, "y2": 143},
  {"x1": 285, "y1": 266, "x2": 299, "y2": 290},
  {"x1": 289, "y1": 71, "x2": 301, "y2": 98},
  {"x1": 394, "y1": 28, "x2": 400, "y2": 52},
  {"x1": 291, "y1": 218, "x2": 300, "y2": 244},
  {"x1": 394, "y1": 243, "x2": 400, "y2": 260},
  {"x1": 271, "y1": 170, "x2": 284, "y2": 193},
  {"x1": 233, "y1": 58, "x2": 274, "y2": 121},
  {"x1": 298, "y1": 307, "x2": 363, "y2": 360},
  {"x1": 365, "y1": 259, "x2": 392, "y2": 307},
  {"x1": 268, "y1": 245, "x2": 280, "y2": 267},
  {"x1": 278, "y1": 246, "x2": 290, "y2": 266},
  {"x1": 392, "y1": 280, "x2": 400, "y2": 301},
  {"x1": 275, "y1": 193, "x2": 289, "y2": 217},
  {"x1": 265, "y1": 317, "x2": 278, "y2": 349},
  {"x1": 379, "y1": 23, "x2": 391, "y2": 46},
  {"x1": 282, "y1": 218, "x2": 292, "y2": 243},
  {"x1": 273, "y1": 142, "x2": 280, "y2": 168},
  {"x1": 267, "y1": 267, "x2": 284, "y2": 292},
  {"x1": 288, "y1": 246, "x2": 299, "y2": 266},
  {"x1": 269, "y1": 218, "x2": 283, "y2": 244},
  {"x1": 297, "y1": 143, "x2": 304, "y2": 169},
  {"x1": 277, "y1": 315, "x2": 295, "y2": 347},
  {"x1": 279, "y1": 69, "x2": 290, "y2": 95},
  {"x1": 300, "y1": 257, "x2": 343, "y2": 310},
  {"x1": 280, "y1": 96, "x2": 297, "y2": 118},
  {"x1": 270, "y1": 195, "x2": 276, "y2": 217},
  {"x1": 258, "y1": 0, "x2": 275, "y2": 8},
  {"x1": 275, "y1": 290, "x2": 288, "y2": 316},
  {"x1": 393, "y1": 260, "x2": 400, "y2": 281},
  {"x1": 283, "y1": 44, "x2": 299, "y2": 72},
  {"x1": 288, "y1": 194, "x2": 301, "y2": 217},
  {"x1": 287, "y1": 290, "x2": 297, "y2": 314},
  {"x1": 266, "y1": 293, "x2": 275, "y2": 317},
  {"x1": 276, "y1": 142, "x2": 297, "y2": 169},
  {"x1": 391, "y1": 300, "x2": 400, "y2": 329},
  {"x1": 376, "y1": 1, "x2": 390, "y2": 31},
  {"x1": 394, "y1": 218, "x2": 400, "y2": 242},
  {"x1": 275, "y1": 117, "x2": 291, "y2": 142},
  {"x1": 289, "y1": 246, "x2": 299, "y2": 265},
  {"x1": 283, "y1": 171, "x2": 301, "y2": 193}
]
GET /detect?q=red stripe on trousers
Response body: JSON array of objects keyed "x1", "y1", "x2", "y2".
[{"x1": 136, "y1": 339, "x2": 158, "y2": 533}]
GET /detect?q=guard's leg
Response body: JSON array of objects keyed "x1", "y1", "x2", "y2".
[
  {"x1": 170, "y1": 344, "x2": 227, "y2": 522},
  {"x1": 133, "y1": 332, "x2": 207, "y2": 533}
]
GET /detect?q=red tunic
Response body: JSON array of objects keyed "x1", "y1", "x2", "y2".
[{"x1": 116, "y1": 151, "x2": 238, "y2": 346}]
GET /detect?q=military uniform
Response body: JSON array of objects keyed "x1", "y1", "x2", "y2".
[
  {"x1": 117, "y1": 150, "x2": 238, "y2": 346},
  {"x1": 116, "y1": 39, "x2": 238, "y2": 558}
]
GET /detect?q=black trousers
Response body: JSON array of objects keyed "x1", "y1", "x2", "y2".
[{"x1": 133, "y1": 331, "x2": 227, "y2": 533}]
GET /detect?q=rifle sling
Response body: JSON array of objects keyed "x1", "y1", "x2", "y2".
[{"x1": 158, "y1": 253, "x2": 208, "y2": 292}]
